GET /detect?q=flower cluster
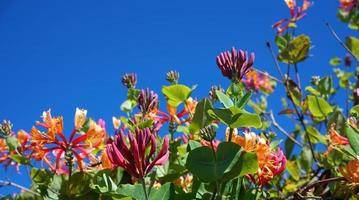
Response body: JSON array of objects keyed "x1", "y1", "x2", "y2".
[
  {"x1": 242, "y1": 70, "x2": 275, "y2": 93},
  {"x1": 216, "y1": 47, "x2": 255, "y2": 81},
  {"x1": 106, "y1": 127, "x2": 169, "y2": 179},
  {"x1": 30, "y1": 109, "x2": 106, "y2": 174},
  {"x1": 272, "y1": 0, "x2": 312, "y2": 34},
  {"x1": 227, "y1": 129, "x2": 287, "y2": 186}
]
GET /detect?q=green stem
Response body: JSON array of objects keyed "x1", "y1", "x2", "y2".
[
  {"x1": 228, "y1": 127, "x2": 234, "y2": 142},
  {"x1": 141, "y1": 178, "x2": 149, "y2": 200}
]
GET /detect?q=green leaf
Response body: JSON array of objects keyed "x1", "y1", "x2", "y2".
[
  {"x1": 120, "y1": 100, "x2": 134, "y2": 112},
  {"x1": 116, "y1": 183, "x2": 173, "y2": 200},
  {"x1": 278, "y1": 34, "x2": 311, "y2": 64},
  {"x1": 305, "y1": 86, "x2": 320, "y2": 96},
  {"x1": 216, "y1": 90, "x2": 234, "y2": 108},
  {"x1": 6, "y1": 136, "x2": 20, "y2": 151},
  {"x1": 230, "y1": 111, "x2": 262, "y2": 129},
  {"x1": 162, "y1": 84, "x2": 192, "y2": 107},
  {"x1": 346, "y1": 36, "x2": 359, "y2": 60},
  {"x1": 90, "y1": 171, "x2": 118, "y2": 194},
  {"x1": 31, "y1": 168, "x2": 52, "y2": 186},
  {"x1": 286, "y1": 80, "x2": 302, "y2": 106},
  {"x1": 189, "y1": 98, "x2": 213, "y2": 133},
  {"x1": 207, "y1": 107, "x2": 261, "y2": 128},
  {"x1": 8, "y1": 154, "x2": 29, "y2": 165},
  {"x1": 345, "y1": 124, "x2": 359, "y2": 155},
  {"x1": 186, "y1": 142, "x2": 257, "y2": 183},
  {"x1": 329, "y1": 57, "x2": 341, "y2": 66},
  {"x1": 236, "y1": 91, "x2": 252, "y2": 109},
  {"x1": 306, "y1": 126, "x2": 328, "y2": 145},
  {"x1": 307, "y1": 95, "x2": 333, "y2": 118},
  {"x1": 350, "y1": 104, "x2": 359, "y2": 116},
  {"x1": 286, "y1": 161, "x2": 300, "y2": 181}
]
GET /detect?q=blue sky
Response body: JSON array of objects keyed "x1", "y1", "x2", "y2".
[{"x1": 0, "y1": 0, "x2": 356, "y2": 195}]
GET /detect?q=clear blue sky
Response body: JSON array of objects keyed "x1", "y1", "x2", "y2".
[{"x1": 0, "y1": 0, "x2": 356, "y2": 195}]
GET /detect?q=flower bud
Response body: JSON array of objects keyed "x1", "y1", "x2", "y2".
[{"x1": 166, "y1": 70, "x2": 180, "y2": 85}]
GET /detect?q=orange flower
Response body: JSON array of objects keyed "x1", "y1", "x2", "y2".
[
  {"x1": 242, "y1": 70, "x2": 274, "y2": 93},
  {"x1": 228, "y1": 130, "x2": 286, "y2": 186},
  {"x1": 272, "y1": 0, "x2": 312, "y2": 34},
  {"x1": 324, "y1": 124, "x2": 349, "y2": 157},
  {"x1": 174, "y1": 174, "x2": 193, "y2": 193},
  {"x1": 341, "y1": 159, "x2": 359, "y2": 183},
  {"x1": 30, "y1": 109, "x2": 106, "y2": 174}
]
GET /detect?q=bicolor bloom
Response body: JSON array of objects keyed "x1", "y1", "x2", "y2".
[
  {"x1": 208, "y1": 85, "x2": 224, "y2": 102},
  {"x1": 272, "y1": 0, "x2": 312, "y2": 34},
  {"x1": 341, "y1": 159, "x2": 359, "y2": 183},
  {"x1": 0, "y1": 130, "x2": 31, "y2": 170},
  {"x1": 122, "y1": 73, "x2": 137, "y2": 89},
  {"x1": 242, "y1": 70, "x2": 274, "y2": 93},
  {"x1": 324, "y1": 124, "x2": 349, "y2": 157},
  {"x1": 216, "y1": 47, "x2": 255, "y2": 81},
  {"x1": 339, "y1": 0, "x2": 357, "y2": 11},
  {"x1": 106, "y1": 128, "x2": 169, "y2": 179},
  {"x1": 138, "y1": 88, "x2": 159, "y2": 115},
  {"x1": 156, "y1": 97, "x2": 197, "y2": 125},
  {"x1": 75, "y1": 108, "x2": 87, "y2": 129},
  {"x1": 228, "y1": 130, "x2": 286, "y2": 186},
  {"x1": 30, "y1": 109, "x2": 106, "y2": 174},
  {"x1": 200, "y1": 139, "x2": 220, "y2": 151},
  {"x1": 174, "y1": 173, "x2": 193, "y2": 193}
]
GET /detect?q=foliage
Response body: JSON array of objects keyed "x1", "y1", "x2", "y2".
[{"x1": 2, "y1": 0, "x2": 359, "y2": 199}]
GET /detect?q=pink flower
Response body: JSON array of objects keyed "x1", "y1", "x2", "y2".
[
  {"x1": 216, "y1": 47, "x2": 255, "y2": 81},
  {"x1": 106, "y1": 128, "x2": 169, "y2": 178},
  {"x1": 272, "y1": 0, "x2": 312, "y2": 34}
]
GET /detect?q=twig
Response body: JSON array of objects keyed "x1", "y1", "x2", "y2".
[
  {"x1": 326, "y1": 22, "x2": 358, "y2": 62},
  {"x1": 254, "y1": 68, "x2": 283, "y2": 83},
  {"x1": 266, "y1": 42, "x2": 285, "y2": 80},
  {"x1": 294, "y1": 64, "x2": 301, "y2": 90},
  {"x1": 299, "y1": 177, "x2": 346, "y2": 195},
  {"x1": 266, "y1": 41, "x2": 317, "y2": 162},
  {"x1": 268, "y1": 111, "x2": 304, "y2": 147},
  {"x1": 0, "y1": 180, "x2": 40, "y2": 196}
]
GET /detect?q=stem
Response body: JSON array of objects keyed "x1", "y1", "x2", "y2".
[
  {"x1": 211, "y1": 187, "x2": 218, "y2": 200},
  {"x1": 253, "y1": 68, "x2": 283, "y2": 83},
  {"x1": 210, "y1": 139, "x2": 219, "y2": 200},
  {"x1": 299, "y1": 177, "x2": 346, "y2": 195},
  {"x1": 268, "y1": 111, "x2": 304, "y2": 147},
  {"x1": 0, "y1": 180, "x2": 40, "y2": 196},
  {"x1": 266, "y1": 41, "x2": 317, "y2": 162},
  {"x1": 294, "y1": 64, "x2": 301, "y2": 90},
  {"x1": 141, "y1": 178, "x2": 149, "y2": 200},
  {"x1": 266, "y1": 42, "x2": 284, "y2": 79},
  {"x1": 326, "y1": 22, "x2": 358, "y2": 62},
  {"x1": 228, "y1": 127, "x2": 234, "y2": 142}
]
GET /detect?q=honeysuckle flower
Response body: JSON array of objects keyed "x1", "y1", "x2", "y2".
[
  {"x1": 228, "y1": 130, "x2": 286, "y2": 186},
  {"x1": 339, "y1": 0, "x2": 357, "y2": 11},
  {"x1": 122, "y1": 73, "x2": 137, "y2": 89},
  {"x1": 256, "y1": 149, "x2": 287, "y2": 186},
  {"x1": 138, "y1": 88, "x2": 159, "y2": 115},
  {"x1": 340, "y1": 159, "x2": 359, "y2": 183},
  {"x1": 0, "y1": 130, "x2": 31, "y2": 170},
  {"x1": 156, "y1": 98, "x2": 197, "y2": 125},
  {"x1": 166, "y1": 70, "x2": 180, "y2": 84},
  {"x1": 74, "y1": 108, "x2": 87, "y2": 129},
  {"x1": 112, "y1": 116, "x2": 121, "y2": 130},
  {"x1": 242, "y1": 70, "x2": 274, "y2": 93},
  {"x1": 216, "y1": 47, "x2": 255, "y2": 81},
  {"x1": 174, "y1": 173, "x2": 193, "y2": 193},
  {"x1": 106, "y1": 128, "x2": 169, "y2": 179},
  {"x1": 208, "y1": 85, "x2": 224, "y2": 102},
  {"x1": 200, "y1": 139, "x2": 220, "y2": 151},
  {"x1": 30, "y1": 109, "x2": 106, "y2": 174},
  {"x1": 324, "y1": 124, "x2": 349, "y2": 157},
  {"x1": 272, "y1": 0, "x2": 312, "y2": 34}
]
